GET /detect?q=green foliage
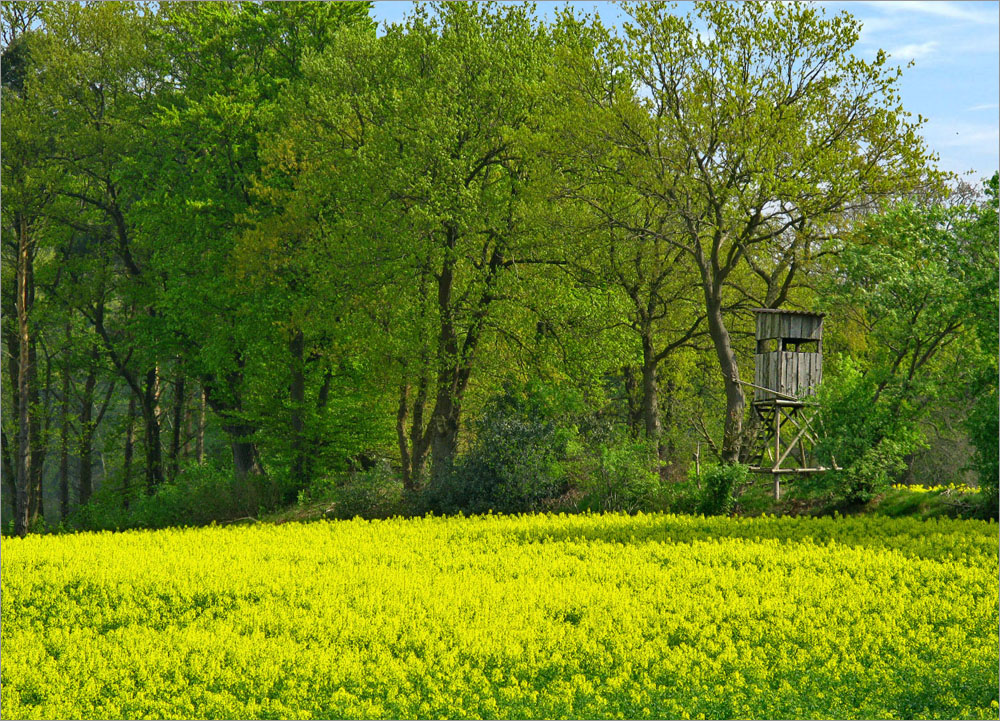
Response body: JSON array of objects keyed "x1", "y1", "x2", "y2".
[
  {"x1": 3, "y1": 513, "x2": 997, "y2": 719},
  {"x1": 811, "y1": 357, "x2": 927, "y2": 503},
  {"x1": 67, "y1": 462, "x2": 282, "y2": 532},
  {"x1": 580, "y1": 434, "x2": 661, "y2": 513},
  {"x1": 423, "y1": 381, "x2": 666, "y2": 516},
  {"x1": 698, "y1": 463, "x2": 750, "y2": 515},
  {"x1": 424, "y1": 381, "x2": 583, "y2": 514},
  {"x1": 551, "y1": 0, "x2": 940, "y2": 461},
  {"x1": 1, "y1": 0, "x2": 991, "y2": 536},
  {"x1": 967, "y1": 389, "x2": 999, "y2": 519},
  {"x1": 813, "y1": 192, "x2": 995, "y2": 504},
  {"x1": 301, "y1": 464, "x2": 407, "y2": 521},
  {"x1": 660, "y1": 475, "x2": 702, "y2": 516},
  {"x1": 877, "y1": 484, "x2": 984, "y2": 520},
  {"x1": 962, "y1": 174, "x2": 999, "y2": 519}
]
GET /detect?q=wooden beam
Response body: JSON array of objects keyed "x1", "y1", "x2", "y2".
[
  {"x1": 749, "y1": 467, "x2": 831, "y2": 474},
  {"x1": 775, "y1": 417, "x2": 813, "y2": 468},
  {"x1": 732, "y1": 377, "x2": 800, "y2": 402}
]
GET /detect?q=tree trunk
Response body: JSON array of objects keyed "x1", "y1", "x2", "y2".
[
  {"x1": 196, "y1": 386, "x2": 206, "y2": 464},
  {"x1": 143, "y1": 367, "x2": 164, "y2": 493},
  {"x1": 426, "y1": 229, "x2": 482, "y2": 485},
  {"x1": 27, "y1": 337, "x2": 44, "y2": 523},
  {"x1": 169, "y1": 374, "x2": 185, "y2": 480},
  {"x1": 622, "y1": 365, "x2": 643, "y2": 436},
  {"x1": 87, "y1": 297, "x2": 163, "y2": 495},
  {"x1": 705, "y1": 293, "x2": 745, "y2": 464},
  {"x1": 428, "y1": 381, "x2": 461, "y2": 486},
  {"x1": 123, "y1": 394, "x2": 135, "y2": 509},
  {"x1": 289, "y1": 328, "x2": 306, "y2": 487},
  {"x1": 407, "y1": 370, "x2": 430, "y2": 487},
  {"x1": 15, "y1": 213, "x2": 34, "y2": 537},
  {"x1": 3, "y1": 322, "x2": 19, "y2": 524},
  {"x1": 226, "y1": 423, "x2": 263, "y2": 479},
  {"x1": 1, "y1": 431, "x2": 15, "y2": 525},
  {"x1": 396, "y1": 360, "x2": 431, "y2": 491},
  {"x1": 640, "y1": 332, "x2": 663, "y2": 459},
  {"x1": 660, "y1": 377, "x2": 680, "y2": 480},
  {"x1": 78, "y1": 366, "x2": 97, "y2": 506},
  {"x1": 396, "y1": 383, "x2": 414, "y2": 491},
  {"x1": 204, "y1": 364, "x2": 264, "y2": 482},
  {"x1": 59, "y1": 327, "x2": 71, "y2": 519}
]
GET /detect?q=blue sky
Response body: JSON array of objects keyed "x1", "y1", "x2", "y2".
[{"x1": 370, "y1": 1, "x2": 1000, "y2": 185}]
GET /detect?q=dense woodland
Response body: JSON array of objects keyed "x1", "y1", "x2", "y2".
[{"x1": 2, "y1": 1, "x2": 997, "y2": 537}]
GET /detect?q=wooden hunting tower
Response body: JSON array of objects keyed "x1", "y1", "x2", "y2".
[{"x1": 746, "y1": 309, "x2": 832, "y2": 499}]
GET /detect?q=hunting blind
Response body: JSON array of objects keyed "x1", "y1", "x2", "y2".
[{"x1": 745, "y1": 308, "x2": 833, "y2": 499}]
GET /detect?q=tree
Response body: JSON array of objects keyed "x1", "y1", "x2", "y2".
[
  {"x1": 266, "y1": 3, "x2": 561, "y2": 486},
  {"x1": 545, "y1": 14, "x2": 707, "y2": 467},
  {"x1": 814, "y1": 191, "x2": 995, "y2": 501},
  {"x1": 25, "y1": 2, "x2": 172, "y2": 495},
  {"x1": 961, "y1": 174, "x2": 998, "y2": 516},
  {"x1": 2, "y1": 2, "x2": 57, "y2": 534},
  {"x1": 567, "y1": 1, "x2": 937, "y2": 462},
  {"x1": 149, "y1": 1, "x2": 375, "y2": 486}
]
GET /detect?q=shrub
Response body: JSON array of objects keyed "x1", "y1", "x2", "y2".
[
  {"x1": 325, "y1": 464, "x2": 406, "y2": 520},
  {"x1": 68, "y1": 462, "x2": 282, "y2": 531},
  {"x1": 424, "y1": 381, "x2": 583, "y2": 514},
  {"x1": 966, "y1": 374, "x2": 998, "y2": 520},
  {"x1": 581, "y1": 434, "x2": 660, "y2": 513},
  {"x1": 810, "y1": 357, "x2": 926, "y2": 504},
  {"x1": 698, "y1": 463, "x2": 749, "y2": 515}
]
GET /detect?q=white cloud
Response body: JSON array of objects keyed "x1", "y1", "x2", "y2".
[
  {"x1": 888, "y1": 40, "x2": 939, "y2": 60},
  {"x1": 968, "y1": 103, "x2": 1000, "y2": 111},
  {"x1": 925, "y1": 120, "x2": 1000, "y2": 151},
  {"x1": 860, "y1": 1, "x2": 997, "y2": 25},
  {"x1": 940, "y1": 128, "x2": 1000, "y2": 148}
]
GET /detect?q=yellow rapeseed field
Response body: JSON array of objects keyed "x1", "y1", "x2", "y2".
[{"x1": 2, "y1": 512, "x2": 997, "y2": 720}]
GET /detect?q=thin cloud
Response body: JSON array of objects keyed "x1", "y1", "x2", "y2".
[
  {"x1": 940, "y1": 128, "x2": 1000, "y2": 148},
  {"x1": 968, "y1": 103, "x2": 1000, "y2": 111},
  {"x1": 926, "y1": 120, "x2": 1000, "y2": 151},
  {"x1": 860, "y1": 1, "x2": 997, "y2": 25},
  {"x1": 855, "y1": 16, "x2": 899, "y2": 40},
  {"x1": 889, "y1": 40, "x2": 939, "y2": 60}
]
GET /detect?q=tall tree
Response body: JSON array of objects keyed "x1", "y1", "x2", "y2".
[
  {"x1": 567, "y1": 1, "x2": 937, "y2": 462},
  {"x1": 266, "y1": 3, "x2": 564, "y2": 485},
  {"x1": 545, "y1": 16, "x2": 708, "y2": 463},
  {"x1": 815, "y1": 190, "x2": 996, "y2": 500},
  {"x1": 31, "y1": 2, "x2": 170, "y2": 493},
  {"x1": 2, "y1": 3, "x2": 57, "y2": 534},
  {"x1": 147, "y1": 1, "x2": 375, "y2": 484}
]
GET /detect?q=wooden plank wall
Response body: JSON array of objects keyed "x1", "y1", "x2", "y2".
[
  {"x1": 778, "y1": 352, "x2": 822, "y2": 397},
  {"x1": 755, "y1": 313, "x2": 823, "y2": 340},
  {"x1": 754, "y1": 313, "x2": 824, "y2": 401},
  {"x1": 754, "y1": 353, "x2": 776, "y2": 401}
]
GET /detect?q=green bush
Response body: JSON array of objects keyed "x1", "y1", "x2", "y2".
[
  {"x1": 424, "y1": 381, "x2": 583, "y2": 514},
  {"x1": 68, "y1": 462, "x2": 282, "y2": 531},
  {"x1": 324, "y1": 464, "x2": 407, "y2": 520},
  {"x1": 581, "y1": 434, "x2": 660, "y2": 513},
  {"x1": 810, "y1": 358, "x2": 925, "y2": 504},
  {"x1": 698, "y1": 463, "x2": 749, "y2": 515},
  {"x1": 424, "y1": 381, "x2": 668, "y2": 516},
  {"x1": 966, "y1": 385, "x2": 999, "y2": 519}
]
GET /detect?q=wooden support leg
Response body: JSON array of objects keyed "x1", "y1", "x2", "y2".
[
  {"x1": 773, "y1": 409, "x2": 781, "y2": 500},
  {"x1": 774, "y1": 407, "x2": 781, "y2": 469}
]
